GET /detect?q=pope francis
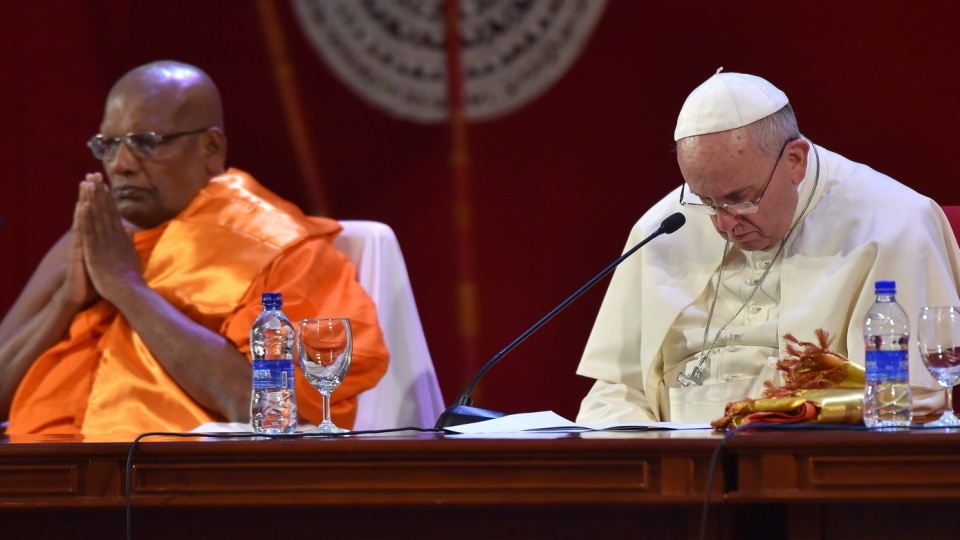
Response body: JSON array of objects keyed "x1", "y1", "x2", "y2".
[{"x1": 576, "y1": 69, "x2": 960, "y2": 424}]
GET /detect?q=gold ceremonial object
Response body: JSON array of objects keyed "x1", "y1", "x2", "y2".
[{"x1": 713, "y1": 329, "x2": 865, "y2": 430}]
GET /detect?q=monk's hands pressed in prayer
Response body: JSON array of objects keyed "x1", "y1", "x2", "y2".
[
  {"x1": 0, "y1": 172, "x2": 143, "y2": 417},
  {"x1": 63, "y1": 182, "x2": 100, "y2": 311},
  {"x1": 76, "y1": 173, "x2": 143, "y2": 304}
]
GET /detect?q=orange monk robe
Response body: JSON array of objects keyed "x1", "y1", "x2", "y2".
[{"x1": 7, "y1": 169, "x2": 389, "y2": 437}]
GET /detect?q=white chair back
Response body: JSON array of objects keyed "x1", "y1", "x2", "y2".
[{"x1": 332, "y1": 220, "x2": 445, "y2": 429}]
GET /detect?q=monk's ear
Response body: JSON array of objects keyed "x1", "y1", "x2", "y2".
[{"x1": 201, "y1": 127, "x2": 228, "y2": 174}]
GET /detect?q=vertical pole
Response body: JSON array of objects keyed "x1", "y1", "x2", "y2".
[
  {"x1": 444, "y1": 0, "x2": 481, "y2": 393},
  {"x1": 256, "y1": 0, "x2": 330, "y2": 216}
]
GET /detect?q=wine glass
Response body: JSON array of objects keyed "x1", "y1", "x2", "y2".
[
  {"x1": 917, "y1": 306, "x2": 960, "y2": 427},
  {"x1": 297, "y1": 318, "x2": 352, "y2": 433}
]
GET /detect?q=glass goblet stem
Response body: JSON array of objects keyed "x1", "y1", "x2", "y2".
[{"x1": 322, "y1": 393, "x2": 333, "y2": 425}]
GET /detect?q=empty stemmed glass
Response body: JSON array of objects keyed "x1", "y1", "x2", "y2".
[
  {"x1": 297, "y1": 318, "x2": 353, "y2": 433},
  {"x1": 917, "y1": 306, "x2": 960, "y2": 427}
]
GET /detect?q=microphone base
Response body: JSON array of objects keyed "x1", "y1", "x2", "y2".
[{"x1": 434, "y1": 405, "x2": 505, "y2": 430}]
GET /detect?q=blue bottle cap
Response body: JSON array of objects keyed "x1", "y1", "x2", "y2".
[
  {"x1": 874, "y1": 280, "x2": 896, "y2": 294},
  {"x1": 261, "y1": 292, "x2": 283, "y2": 306}
]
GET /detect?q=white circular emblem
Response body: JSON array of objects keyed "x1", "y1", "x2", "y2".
[{"x1": 291, "y1": 0, "x2": 607, "y2": 123}]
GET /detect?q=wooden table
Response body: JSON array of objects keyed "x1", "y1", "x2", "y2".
[
  {"x1": 724, "y1": 426, "x2": 960, "y2": 539},
  {"x1": 2, "y1": 427, "x2": 959, "y2": 539},
  {"x1": 0, "y1": 430, "x2": 725, "y2": 539}
]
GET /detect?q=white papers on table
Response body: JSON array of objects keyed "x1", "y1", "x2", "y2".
[{"x1": 444, "y1": 411, "x2": 712, "y2": 434}]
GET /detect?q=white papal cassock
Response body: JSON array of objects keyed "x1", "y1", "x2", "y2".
[{"x1": 576, "y1": 139, "x2": 960, "y2": 424}]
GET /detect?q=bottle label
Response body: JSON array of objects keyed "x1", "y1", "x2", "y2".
[
  {"x1": 865, "y1": 350, "x2": 909, "y2": 382},
  {"x1": 252, "y1": 359, "x2": 296, "y2": 390}
]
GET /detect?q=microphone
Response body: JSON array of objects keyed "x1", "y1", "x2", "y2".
[{"x1": 435, "y1": 212, "x2": 687, "y2": 429}]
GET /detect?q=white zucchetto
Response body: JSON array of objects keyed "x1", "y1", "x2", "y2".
[{"x1": 674, "y1": 68, "x2": 789, "y2": 141}]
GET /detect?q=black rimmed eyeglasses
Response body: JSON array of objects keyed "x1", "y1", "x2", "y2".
[
  {"x1": 86, "y1": 127, "x2": 210, "y2": 161},
  {"x1": 679, "y1": 137, "x2": 796, "y2": 216}
]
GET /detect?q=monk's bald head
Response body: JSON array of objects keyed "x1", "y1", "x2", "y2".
[
  {"x1": 107, "y1": 61, "x2": 224, "y2": 130},
  {"x1": 98, "y1": 61, "x2": 229, "y2": 229}
]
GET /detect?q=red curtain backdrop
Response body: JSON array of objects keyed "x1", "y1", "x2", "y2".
[{"x1": 2, "y1": 1, "x2": 959, "y2": 421}]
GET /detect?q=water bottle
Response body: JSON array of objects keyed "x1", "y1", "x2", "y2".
[
  {"x1": 863, "y1": 280, "x2": 913, "y2": 428},
  {"x1": 250, "y1": 292, "x2": 298, "y2": 433}
]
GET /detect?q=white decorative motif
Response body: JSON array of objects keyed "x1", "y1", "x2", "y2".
[{"x1": 291, "y1": 0, "x2": 607, "y2": 123}]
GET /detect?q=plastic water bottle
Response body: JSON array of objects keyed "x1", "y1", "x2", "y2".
[
  {"x1": 862, "y1": 280, "x2": 913, "y2": 428},
  {"x1": 250, "y1": 292, "x2": 298, "y2": 433}
]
